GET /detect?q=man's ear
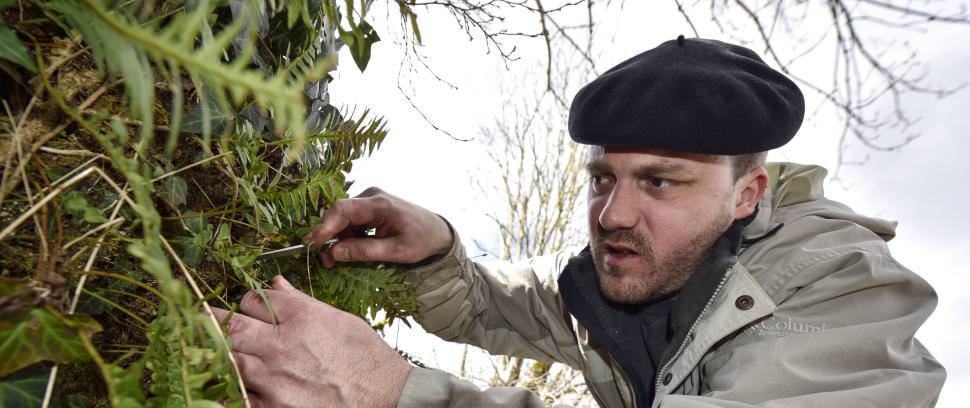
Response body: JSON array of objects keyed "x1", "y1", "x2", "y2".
[{"x1": 734, "y1": 167, "x2": 767, "y2": 219}]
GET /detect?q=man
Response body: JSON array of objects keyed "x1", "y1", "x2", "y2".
[{"x1": 212, "y1": 37, "x2": 945, "y2": 407}]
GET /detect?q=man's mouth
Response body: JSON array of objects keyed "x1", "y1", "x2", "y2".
[{"x1": 604, "y1": 242, "x2": 638, "y2": 256}]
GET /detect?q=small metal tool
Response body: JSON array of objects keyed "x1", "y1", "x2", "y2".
[{"x1": 256, "y1": 238, "x2": 339, "y2": 261}]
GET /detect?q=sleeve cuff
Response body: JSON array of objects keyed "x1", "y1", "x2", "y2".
[
  {"x1": 396, "y1": 366, "x2": 458, "y2": 408},
  {"x1": 403, "y1": 217, "x2": 467, "y2": 293}
]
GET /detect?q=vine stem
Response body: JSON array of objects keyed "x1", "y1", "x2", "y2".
[{"x1": 160, "y1": 236, "x2": 252, "y2": 408}]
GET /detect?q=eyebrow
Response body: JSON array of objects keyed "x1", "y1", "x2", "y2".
[
  {"x1": 584, "y1": 159, "x2": 611, "y2": 174},
  {"x1": 632, "y1": 162, "x2": 692, "y2": 179},
  {"x1": 585, "y1": 159, "x2": 692, "y2": 178}
]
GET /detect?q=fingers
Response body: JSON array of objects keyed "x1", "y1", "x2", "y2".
[
  {"x1": 328, "y1": 236, "x2": 409, "y2": 263},
  {"x1": 210, "y1": 306, "x2": 231, "y2": 323},
  {"x1": 303, "y1": 196, "x2": 390, "y2": 248},
  {"x1": 239, "y1": 290, "x2": 278, "y2": 323},
  {"x1": 211, "y1": 307, "x2": 275, "y2": 355},
  {"x1": 240, "y1": 279, "x2": 315, "y2": 323},
  {"x1": 247, "y1": 394, "x2": 266, "y2": 408},
  {"x1": 233, "y1": 351, "x2": 270, "y2": 394},
  {"x1": 270, "y1": 275, "x2": 296, "y2": 291}
]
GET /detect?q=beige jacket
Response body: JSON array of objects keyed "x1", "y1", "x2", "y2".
[{"x1": 396, "y1": 163, "x2": 945, "y2": 407}]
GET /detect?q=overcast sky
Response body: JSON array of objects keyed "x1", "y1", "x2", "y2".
[{"x1": 327, "y1": 2, "x2": 970, "y2": 406}]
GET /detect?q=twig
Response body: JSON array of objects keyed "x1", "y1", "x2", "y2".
[
  {"x1": 150, "y1": 151, "x2": 232, "y2": 183},
  {"x1": 674, "y1": 0, "x2": 701, "y2": 37},
  {"x1": 38, "y1": 146, "x2": 102, "y2": 157},
  {"x1": 860, "y1": 0, "x2": 970, "y2": 24},
  {"x1": 62, "y1": 217, "x2": 125, "y2": 251}
]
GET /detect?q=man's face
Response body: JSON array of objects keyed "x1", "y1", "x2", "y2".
[{"x1": 586, "y1": 147, "x2": 741, "y2": 304}]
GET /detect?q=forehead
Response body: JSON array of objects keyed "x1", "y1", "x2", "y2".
[{"x1": 586, "y1": 146, "x2": 728, "y2": 170}]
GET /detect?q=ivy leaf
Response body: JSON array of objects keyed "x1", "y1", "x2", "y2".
[
  {"x1": 0, "y1": 367, "x2": 48, "y2": 408},
  {"x1": 237, "y1": 105, "x2": 267, "y2": 133},
  {"x1": 60, "y1": 191, "x2": 108, "y2": 224},
  {"x1": 181, "y1": 97, "x2": 231, "y2": 135},
  {"x1": 339, "y1": 20, "x2": 380, "y2": 71},
  {"x1": 0, "y1": 307, "x2": 102, "y2": 377},
  {"x1": 180, "y1": 212, "x2": 214, "y2": 268},
  {"x1": 161, "y1": 176, "x2": 188, "y2": 208},
  {"x1": 0, "y1": 22, "x2": 37, "y2": 73}
]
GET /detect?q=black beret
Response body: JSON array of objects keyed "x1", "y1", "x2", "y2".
[{"x1": 568, "y1": 36, "x2": 804, "y2": 155}]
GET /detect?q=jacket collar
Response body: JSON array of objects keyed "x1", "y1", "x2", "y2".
[{"x1": 743, "y1": 162, "x2": 828, "y2": 244}]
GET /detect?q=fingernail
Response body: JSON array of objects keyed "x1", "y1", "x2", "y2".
[
  {"x1": 303, "y1": 231, "x2": 317, "y2": 245},
  {"x1": 334, "y1": 246, "x2": 350, "y2": 261}
]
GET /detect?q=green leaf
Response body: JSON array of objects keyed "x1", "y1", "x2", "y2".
[
  {"x1": 0, "y1": 368, "x2": 48, "y2": 408},
  {"x1": 0, "y1": 22, "x2": 37, "y2": 73},
  {"x1": 190, "y1": 401, "x2": 225, "y2": 408},
  {"x1": 340, "y1": 20, "x2": 380, "y2": 71},
  {"x1": 179, "y1": 212, "x2": 213, "y2": 268},
  {"x1": 61, "y1": 191, "x2": 109, "y2": 224},
  {"x1": 104, "y1": 362, "x2": 146, "y2": 407},
  {"x1": 0, "y1": 307, "x2": 102, "y2": 377},
  {"x1": 181, "y1": 98, "x2": 231, "y2": 135},
  {"x1": 161, "y1": 176, "x2": 188, "y2": 208}
]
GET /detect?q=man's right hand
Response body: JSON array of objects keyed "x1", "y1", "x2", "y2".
[{"x1": 303, "y1": 187, "x2": 453, "y2": 267}]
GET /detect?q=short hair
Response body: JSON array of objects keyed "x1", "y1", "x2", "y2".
[{"x1": 729, "y1": 152, "x2": 767, "y2": 182}]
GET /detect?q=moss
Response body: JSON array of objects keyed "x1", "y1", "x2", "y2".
[{"x1": 53, "y1": 362, "x2": 110, "y2": 408}]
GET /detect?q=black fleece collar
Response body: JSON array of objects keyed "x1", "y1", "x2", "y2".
[{"x1": 558, "y1": 215, "x2": 750, "y2": 407}]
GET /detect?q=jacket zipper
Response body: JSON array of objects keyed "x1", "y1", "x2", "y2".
[
  {"x1": 604, "y1": 351, "x2": 638, "y2": 408},
  {"x1": 652, "y1": 264, "x2": 733, "y2": 399}
]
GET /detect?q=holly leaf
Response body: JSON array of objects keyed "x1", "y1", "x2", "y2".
[
  {"x1": 0, "y1": 22, "x2": 37, "y2": 73},
  {"x1": 0, "y1": 368, "x2": 48, "y2": 408},
  {"x1": 0, "y1": 307, "x2": 102, "y2": 377}
]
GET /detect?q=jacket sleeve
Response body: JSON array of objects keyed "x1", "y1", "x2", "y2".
[
  {"x1": 397, "y1": 367, "x2": 546, "y2": 408},
  {"x1": 396, "y1": 230, "x2": 584, "y2": 407},
  {"x1": 404, "y1": 230, "x2": 584, "y2": 366},
  {"x1": 662, "y1": 221, "x2": 946, "y2": 407}
]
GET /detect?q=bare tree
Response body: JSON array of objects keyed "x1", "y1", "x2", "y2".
[
  {"x1": 385, "y1": 0, "x2": 969, "y2": 174},
  {"x1": 464, "y1": 35, "x2": 595, "y2": 406},
  {"x1": 672, "y1": 0, "x2": 969, "y2": 176}
]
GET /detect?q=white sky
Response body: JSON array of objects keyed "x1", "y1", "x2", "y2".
[{"x1": 328, "y1": 2, "x2": 970, "y2": 406}]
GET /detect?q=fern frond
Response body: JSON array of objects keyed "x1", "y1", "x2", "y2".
[
  {"x1": 314, "y1": 263, "x2": 419, "y2": 324},
  {"x1": 291, "y1": 108, "x2": 389, "y2": 173}
]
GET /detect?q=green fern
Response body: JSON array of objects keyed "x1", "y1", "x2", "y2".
[
  {"x1": 1, "y1": 0, "x2": 421, "y2": 404},
  {"x1": 45, "y1": 0, "x2": 332, "y2": 157},
  {"x1": 316, "y1": 263, "x2": 420, "y2": 322}
]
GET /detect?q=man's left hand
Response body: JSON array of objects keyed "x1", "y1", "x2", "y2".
[{"x1": 211, "y1": 276, "x2": 411, "y2": 408}]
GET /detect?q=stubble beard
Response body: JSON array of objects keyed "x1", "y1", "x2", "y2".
[{"x1": 591, "y1": 217, "x2": 732, "y2": 304}]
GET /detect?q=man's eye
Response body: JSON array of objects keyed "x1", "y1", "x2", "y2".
[
  {"x1": 648, "y1": 177, "x2": 672, "y2": 188},
  {"x1": 590, "y1": 175, "x2": 613, "y2": 193}
]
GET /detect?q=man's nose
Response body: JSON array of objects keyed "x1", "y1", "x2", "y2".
[{"x1": 598, "y1": 185, "x2": 639, "y2": 231}]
